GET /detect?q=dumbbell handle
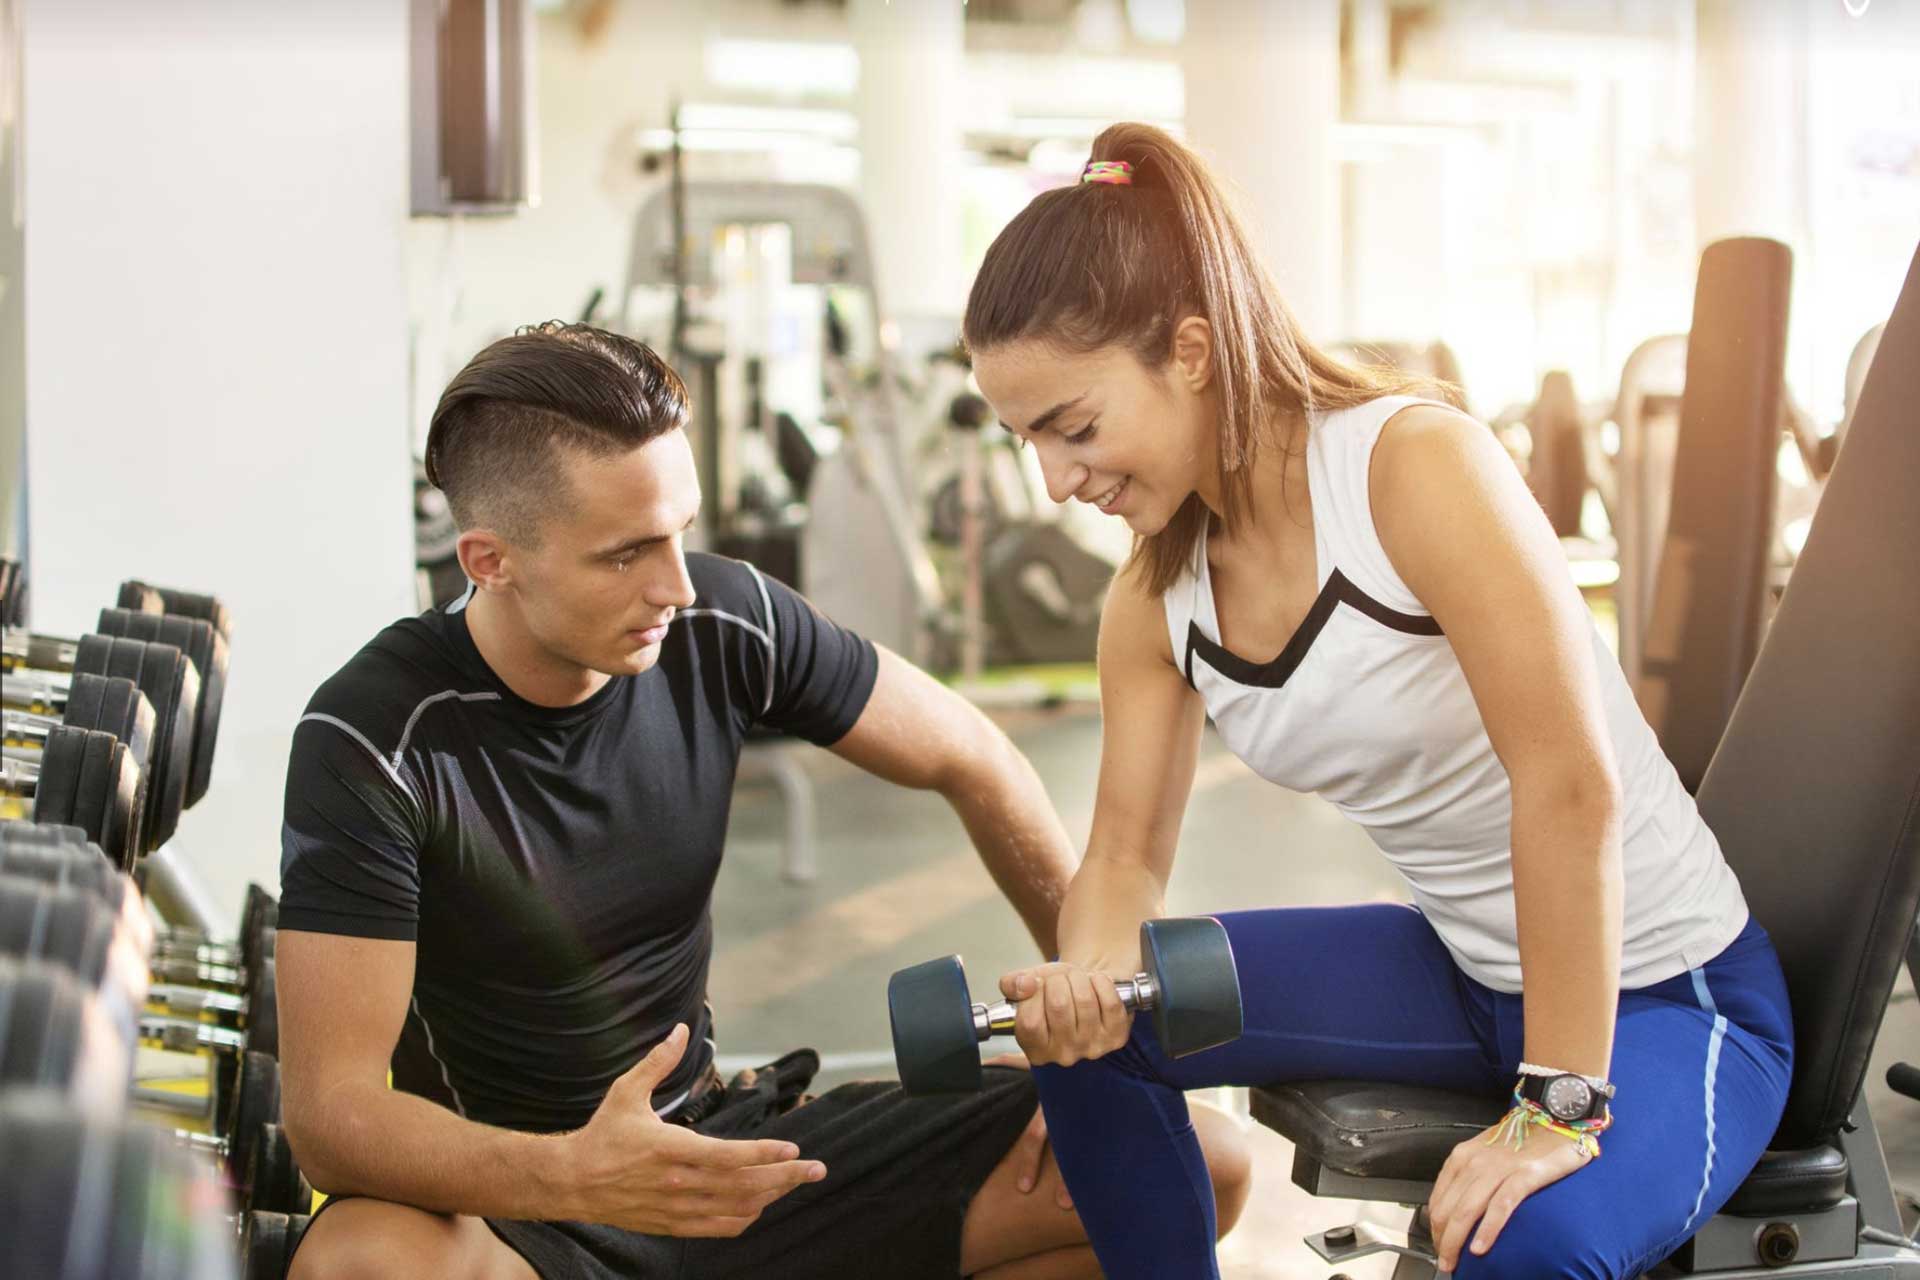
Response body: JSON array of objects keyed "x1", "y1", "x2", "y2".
[
  {"x1": 147, "y1": 982, "x2": 246, "y2": 1017},
  {"x1": 0, "y1": 667, "x2": 69, "y2": 714},
  {"x1": 0, "y1": 754, "x2": 41, "y2": 792},
  {"x1": 2, "y1": 711, "x2": 54, "y2": 749},
  {"x1": 171, "y1": 1129, "x2": 230, "y2": 1158},
  {"x1": 0, "y1": 631, "x2": 77, "y2": 672},
  {"x1": 151, "y1": 955, "x2": 246, "y2": 988},
  {"x1": 140, "y1": 1015, "x2": 246, "y2": 1055},
  {"x1": 153, "y1": 937, "x2": 245, "y2": 965},
  {"x1": 972, "y1": 971, "x2": 1159, "y2": 1042}
]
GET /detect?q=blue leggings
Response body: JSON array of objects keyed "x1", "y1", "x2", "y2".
[{"x1": 1034, "y1": 906, "x2": 1793, "y2": 1280}]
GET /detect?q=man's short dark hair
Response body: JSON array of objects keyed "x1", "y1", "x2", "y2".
[{"x1": 424, "y1": 322, "x2": 690, "y2": 546}]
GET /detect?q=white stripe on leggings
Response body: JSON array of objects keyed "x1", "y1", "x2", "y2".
[{"x1": 1685, "y1": 967, "x2": 1729, "y2": 1232}]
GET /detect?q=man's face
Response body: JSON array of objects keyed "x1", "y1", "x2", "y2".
[{"x1": 509, "y1": 430, "x2": 701, "y2": 678}]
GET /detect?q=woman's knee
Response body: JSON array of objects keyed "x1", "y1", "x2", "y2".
[
  {"x1": 289, "y1": 1199, "x2": 529, "y2": 1280},
  {"x1": 1447, "y1": 1214, "x2": 1613, "y2": 1280}
]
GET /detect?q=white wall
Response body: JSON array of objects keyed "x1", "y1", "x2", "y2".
[{"x1": 23, "y1": 0, "x2": 414, "y2": 925}]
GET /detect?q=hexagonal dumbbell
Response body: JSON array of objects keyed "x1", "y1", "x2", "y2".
[{"x1": 888, "y1": 916, "x2": 1245, "y2": 1095}]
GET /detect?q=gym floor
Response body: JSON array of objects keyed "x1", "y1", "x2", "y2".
[{"x1": 713, "y1": 700, "x2": 1920, "y2": 1279}]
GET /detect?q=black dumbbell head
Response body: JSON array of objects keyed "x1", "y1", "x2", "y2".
[
  {"x1": 246, "y1": 1122, "x2": 311, "y2": 1215},
  {"x1": 117, "y1": 579, "x2": 232, "y2": 641},
  {"x1": 0, "y1": 822, "x2": 93, "y2": 849},
  {"x1": 0, "y1": 955, "x2": 134, "y2": 1105},
  {"x1": 0, "y1": 1095, "x2": 237, "y2": 1280},
  {"x1": 0, "y1": 839, "x2": 125, "y2": 908},
  {"x1": 96, "y1": 608, "x2": 225, "y2": 807},
  {"x1": 888, "y1": 953, "x2": 984, "y2": 1095},
  {"x1": 61, "y1": 674, "x2": 157, "y2": 779},
  {"x1": 249, "y1": 956, "x2": 279, "y2": 1058},
  {"x1": 0, "y1": 877, "x2": 120, "y2": 992},
  {"x1": 29, "y1": 725, "x2": 142, "y2": 872},
  {"x1": 241, "y1": 1211, "x2": 309, "y2": 1280},
  {"x1": 224, "y1": 1051, "x2": 282, "y2": 1183},
  {"x1": 239, "y1": 883, "x2": 279, "y2": 973},
  {"x1": 72, "y1": 633, "x2": 195, "y2": 851},
  {"x1": 1139, "y1": 916, "x2": 1243, "y2": 1059}
]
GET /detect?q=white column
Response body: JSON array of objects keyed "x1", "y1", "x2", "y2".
[
  {"x1": 850, "y1": 0, "x2": 965, "y2": 327},
  {"x1": 1693, "y1": 0, "x2": 1807, "y2": 250},
  {"x1": 23, "y1": 0, "x2": 413, "y2": 925},
  {"x1": 1182, "y1": 0, "x2": 1342, "y2": 336}
]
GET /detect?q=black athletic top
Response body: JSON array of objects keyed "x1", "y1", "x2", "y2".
[{"x1": 278, "y1": 554, "x2": 878, "y2": 1132}]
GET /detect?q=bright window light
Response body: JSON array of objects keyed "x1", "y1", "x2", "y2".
[{"x1": 706, "y1": 39, "x2": 859, "y2": 97}]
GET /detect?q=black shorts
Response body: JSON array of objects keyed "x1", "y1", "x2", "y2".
[{"x1": 298, "y1": 1057, "x2": 1038, "y2": 1280}]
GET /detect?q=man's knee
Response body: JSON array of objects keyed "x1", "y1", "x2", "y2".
[
  {"x1": 290, "y1": 1199, "x2": 531, "y2": 1280},
  {"x1": 1188, "y1": 1100, "x2": 1252, "y2": 1238}
]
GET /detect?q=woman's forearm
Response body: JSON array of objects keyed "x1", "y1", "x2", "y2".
[
  {"x1": 1510, "y1": 771, "x2": 1624, "y2": 1079},
  {"x1": 1055, "y1": 849, "x2": 1169, "y2": 974}
]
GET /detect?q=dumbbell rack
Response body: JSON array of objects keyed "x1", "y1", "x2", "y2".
[{"x1": 0, "y1": 563, "x2": 308, "y2": 1279}]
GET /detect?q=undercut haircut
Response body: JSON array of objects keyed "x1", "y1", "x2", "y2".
[{"x1": 424, "y1": 322, "x2": 691, "y2": 547}]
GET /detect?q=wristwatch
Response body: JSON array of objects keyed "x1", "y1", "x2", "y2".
[{"x1": 1517, "y1": 1071, "x2": 1615, "y2": 1123}]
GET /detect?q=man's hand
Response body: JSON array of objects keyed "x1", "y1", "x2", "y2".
[
  {"x1": 1428, "y1": 1117, "x2": 1591, "y2": 1271},
  {"x1": 983, "y1": 1053, "x2": 1072, "y2": 1211},
  {"x1": 564, "y1": 1024, "x2": 827, "y2": 1236}
]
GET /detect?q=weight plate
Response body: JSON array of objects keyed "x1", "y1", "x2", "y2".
[
  {"x1": 0, "y1": 957, "x2": 86, "y2": 1090},
  {"x1": 98, "y1": 609, "x2": 220, "y2": 809},
  {"x1": 30, "y1": 723, "x2": 89, "y2": 833},
  {"x1": 249, "y1": 957, "x2": 278, "y2": 1058},
  {"x1": 226, "y1": 1051, "x2": 281, "y2": 1182},
  {"x1": 116, "y1": 580, "x2": 165, "y2": 616},
  {"x1": 1139, "y1": 916, "x2": 1243, "y2": 1060},
  {"x1": 0, "y1": 880, "x2": 116, "y2": 990},
  {"x1": 0, "y1": 823, "x2": 92, "y2": 850},
  {"x1": 887, "y1": 954, "x2": 983, "y2": 1095},
  {"x1": 0, "y1": 840, "x2": 121, "y2": 905}
]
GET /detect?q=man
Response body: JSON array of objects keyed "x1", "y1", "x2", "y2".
[{"x1": 278, "y1": 324, "x2": 1248, "y2": 1280}]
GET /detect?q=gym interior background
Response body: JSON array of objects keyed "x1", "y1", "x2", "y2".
[{"x1": 2, "y1": 1, "x2": 1920, "y2": 1276}]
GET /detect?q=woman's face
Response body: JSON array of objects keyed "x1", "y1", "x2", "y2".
[{"x1": 971, "y1": 325, "x2": 1216, "y2": 537}]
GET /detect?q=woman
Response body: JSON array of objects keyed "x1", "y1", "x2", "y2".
[{"x1": 963, "y1": 124, "x2": 1792, "y2": 1280}]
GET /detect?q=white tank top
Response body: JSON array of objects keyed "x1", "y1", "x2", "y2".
[{"x1": 1164, "y1": 396, "x2": 1750, "y2": 993}]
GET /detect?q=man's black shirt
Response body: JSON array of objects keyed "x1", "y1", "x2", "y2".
[{"x1": 279, "y1": 554, "x2": 878, "y2": 1132}]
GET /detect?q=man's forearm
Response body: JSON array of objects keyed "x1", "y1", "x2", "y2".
[
  {"x1": 942, "y1": 734, "x2": 1079, "y2": 958},
  {"x1": 289, "y1": 1079, "x2": 581, "y2": 1221}
]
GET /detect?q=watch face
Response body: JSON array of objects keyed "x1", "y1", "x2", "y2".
[{"x1": 1544, "y1": 1076, "x2": 1593, "y2": 1121}]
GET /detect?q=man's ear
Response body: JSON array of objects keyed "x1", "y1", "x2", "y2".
[
  {"x1": 457, "y1": 528, "x2": 512, "y2": 592},
  {"x1": 1169, "y1": 315, "x2": 1215, "y2": 393}
]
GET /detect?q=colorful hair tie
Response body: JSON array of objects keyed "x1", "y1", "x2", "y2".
[{"x1": 1080, "y1": 160, "x2": 1133, "y2": 186}]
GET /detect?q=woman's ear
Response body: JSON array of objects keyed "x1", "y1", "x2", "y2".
[{"x1": 1170, "y1": 315, "x2": 1215, "y2": 393}]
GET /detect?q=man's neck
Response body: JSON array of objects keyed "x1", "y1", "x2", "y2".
[{"x1": 464, "y1": 589, "x2": 611, "y2": 708}]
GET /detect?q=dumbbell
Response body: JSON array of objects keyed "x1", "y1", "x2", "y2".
[
  {"x1": 3, "y1": 628, "x2": 200, "y2": 850},
  {"x1": 0, "y1": 954, "x2": 136, "y2": 1113},
  {"x1": 93, "y1": 604, "x2": 229, "y2": 807},
  {"x1": 887, "y1": 916, "x2": 1245, "y2": 1095},
  {"x1": 1, "y1": 674, "x2": 156, "y2": 868},
  {"x1": 153, "y1": 881, "x2": 281, "y2": 976},
  {"x1": 0, "y1": 1094, "x2": 239, "y2": 1280},
  {"x1": 136, "y1": 1051, "x2": 299, "y2": 1213},
  {"x1": 1, "y1": 724, "x2": 146, "y2": 871},
  {"x1": 118, "y1": 578, "x2": 234, "y2": 642},
  {"x1": 0, "y1": 874, "x2": 278, "y2": 1060},
  {"x1": 2, "y1": 820, "x2": 279, "y2": 972},
  {"x1": 0, "y1": 952, "x2": 286, "y2": 1197},
  {"x1": 0, "y1": 822, "x2": 156, "y2": 954},
  {"x1": 0, "y1": 826, "x2": 275, "y2": 1045},
  {"x1": 240, "y1": 1211, "x2": 312, "y2": 1280},
  {"x1": 0, "y1": 873, "x2": 152, "y2": 1015}
]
